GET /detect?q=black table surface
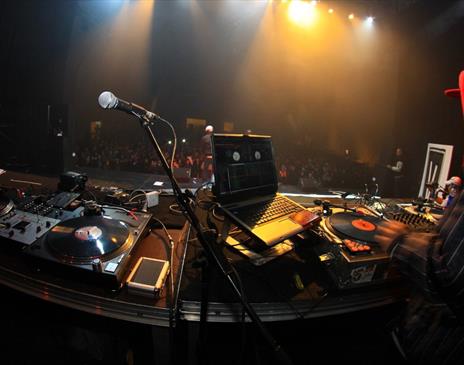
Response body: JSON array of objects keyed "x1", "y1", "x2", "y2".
[
  {"x1": 176, "y1": 195, "x2": 410, "y2": 323},
  {"x1": 0, "y1": 171, "x2": 410, "y2": 326}
]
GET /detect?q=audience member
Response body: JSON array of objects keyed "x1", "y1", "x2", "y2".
[{"x1": 386, "y1": 147, "x2": 406, "y2": 198}]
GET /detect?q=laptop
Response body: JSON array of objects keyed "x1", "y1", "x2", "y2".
[{"x1": 212, "y1": 134, "x2": 317, "y2": 246}]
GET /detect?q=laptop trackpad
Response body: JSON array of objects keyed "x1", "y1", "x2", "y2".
[{"x1": 252, "y1": 219, "x2": 303, "y2": 246}]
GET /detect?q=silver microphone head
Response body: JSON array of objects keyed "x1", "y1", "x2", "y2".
[{"x1": 98, "y1": 91, "x2": 118, "y2": 109}]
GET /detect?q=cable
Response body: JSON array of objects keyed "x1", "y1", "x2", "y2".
[
  {"x1": 99, "y1": 204, "x2": 139, "y2": 226},
  {"x1": 150, "y1": 216, "x2": 175, "y2": 299},
  {"x1": 128, "y1": 193, "x2": 147, "y2": 203},
  {"x1": 128, "y1": 193, "x2": 148, "y2": 211},
  {"x1": 159, "y1": 119, "x2": 177, "y2": 171},
  {"x1": 83, "y1": 189, "x2": 97, "y2": 201},
  {"x1": 149, "y1": 215, "x2": 176, "y2": 364},
  {"x1": 101, "y1": 204, "x2": 132, "y2": 215},
  {"x1": 211, "y1": 205, "x2": 224, "y2": 222},
  {"x1": 194, "y1": 181, "x2": 213, "y2": 199},
  {"x1": 169, "y1": 195, "x2": 196, "y2": 215},
  {"x1": 128, "y1": 189, "x2": 147, "y2": 201},
  {"x1": 169, "y1": 203, "x2": 184, "y2": 215}
]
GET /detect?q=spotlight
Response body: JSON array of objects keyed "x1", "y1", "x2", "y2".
[
  {"x1": 348, "y1": 13, "x2": 355, "y2": 20},
  {"x1": 288, "y1": 0, "x2": 317, "y2": 27},
  {"x1": 181, "y1": 138, "x2": 186, "y2": 143},
  {"x1": 365, "y1": 16, "x2": 374, "y2": 25},
  {"x1": 168, "y1": 140, "x2": 172, "y2": 145},
  {"x1": 328, "y1": 8, "x2": 334, "y2": 14}
]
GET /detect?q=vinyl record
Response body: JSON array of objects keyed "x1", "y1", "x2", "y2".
[
  {"x1": 327, "y1": 212, "x2": 382, "y2": 243},
  {"x1": 46, "y1": 215, "x2": 130, "y2": 263}
]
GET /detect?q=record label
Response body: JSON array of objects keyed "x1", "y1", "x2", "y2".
[
  {"x1": 74, "y1": 226, "x2": 102, "y2": 241},
  {"x1": 351, "y1": 219, "x2": 376, "y2": 232}
]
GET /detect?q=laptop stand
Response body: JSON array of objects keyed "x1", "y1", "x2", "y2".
[{"x1": 220, "y1": 217, "x2": 294, "y2": 266}]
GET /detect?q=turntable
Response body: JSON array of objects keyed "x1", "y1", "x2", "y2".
[
  {"x1": 0, "y1": 195, "x2": 14, "y2": 217},
  {"x1": 325, "y1": 212, "x2": 381, "y2": 244},
  {"x1": 24, "y1": 207, "x2": 152, "y2": 289},
  {"x1": 311, "y1": 208, "x2": 395, "y2": 289}
]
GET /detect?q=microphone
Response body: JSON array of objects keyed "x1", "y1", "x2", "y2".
[{"x1": 98, "y1": 91, "x2": 158, "y2": 121}]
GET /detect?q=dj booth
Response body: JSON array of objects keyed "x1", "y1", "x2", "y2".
[{"x1": 0, "y1": 170, "x2": 424, "y2": 364}]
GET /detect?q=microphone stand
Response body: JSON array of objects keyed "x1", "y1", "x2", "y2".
[{"x1": 137, "y1": 115, "x2": 293, "y2": 365}]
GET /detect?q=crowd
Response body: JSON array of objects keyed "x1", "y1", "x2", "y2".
[
  {"x1": 76, "y1": 138, "x2": 213, "y2": 180},
  {"x1": 76, "y1": 135, "x2": 374, "y2": 192},
  {"x1": 276, "y1": 153, "x2": 373, "y2": 192}
]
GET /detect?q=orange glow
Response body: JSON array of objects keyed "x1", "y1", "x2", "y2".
[
  {"x1": 348, "y1": 13, "x2": 355, "y2": 20},
  {"x1": 328, "y1": 8, "x2": 334, "y2": 14},
  {"x1": 288, "y1": 0, "x2": 317, "y2": 28},
  {"x1": 230, "y1": 0, "x2": 394, "y2": 165}
]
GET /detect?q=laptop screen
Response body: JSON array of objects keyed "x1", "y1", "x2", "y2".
[{"x1": 211, "y1": 134, "x2": 278, "y2": 200}]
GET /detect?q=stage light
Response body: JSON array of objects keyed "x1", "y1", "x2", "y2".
[
  {"x1": 168, "y1": 140, "x2": 172, "y2": 145},
  {"x1": 288, "y1": 0, "x2": 317, "y2": 27},
  {"x1": 328, "y1": 8, "x2": 334, "y2": 14},
  {"x1": 348, "y1": 13, "x2": 355, "y2": 20},
  {"x1": 182, "y1": 138, "x2": 186, "y2": 143},
  {"x1": 365, "y1": 16, "x2": 375, "y2": 26}
]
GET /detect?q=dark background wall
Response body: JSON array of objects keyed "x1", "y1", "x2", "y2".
[
  {"x1": 0, "y1": 0, "x2": 463, "y2": 191},
  {"x1": 0, "y1": 1, "x2": 76, "y2": 173},
  {"x1": 392, "y1": 1, "x2": 464, "y2": 192}
]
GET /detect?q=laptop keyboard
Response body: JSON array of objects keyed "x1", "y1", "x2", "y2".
[{"x1": 233, "y1": 196, "x2": 303, "y2": 227}]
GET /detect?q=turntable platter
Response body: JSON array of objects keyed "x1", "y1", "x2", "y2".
[
  {"x1": 326, "y1": 212, "x2": 382, "y2": 243},
  {"x1": 46, "y1": 216, "x2": 130, "y2": 262},
  {"x1": 0, "y1": 195, "x2": 14, "y2": 217}
]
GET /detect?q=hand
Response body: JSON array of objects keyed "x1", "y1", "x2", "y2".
[
  {"x1": 376, "y1": 221, "x2": 435, "y2": 254},
  {"x1": 375, "y1": 220, "x2": 409, "y2": 252}
]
